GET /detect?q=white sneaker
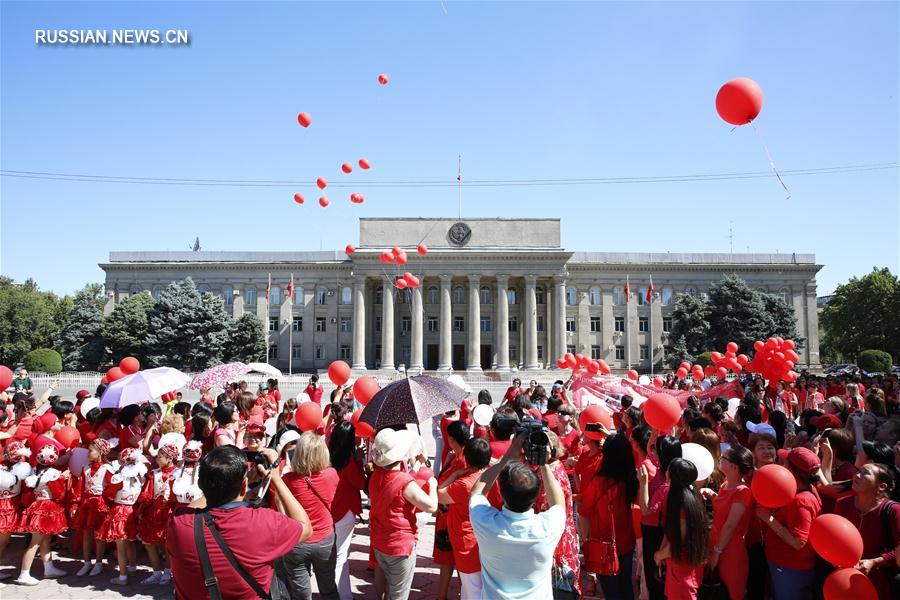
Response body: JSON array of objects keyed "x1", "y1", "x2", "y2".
[
  {"x1": 15, "y1": 574, "x2": 40, "y2": 586},
  {"x1": 44, "y1": 563, "x2": 67, "y2": 578},
  {"x1": 159, "y1": 571, "x2": 172, "y2": 584},
  {"x1": 76, "y1": 562, "x2": 93, "y2": 577},
  {"x1": 110, "y1": 575, "x2": 129, "y2": 585},
  {"x1": 142, "y1": 572, "x2": 162, "y2": 584},
  {"x1": 89, "y1": 562, "x2": 104, "y2": 576}
]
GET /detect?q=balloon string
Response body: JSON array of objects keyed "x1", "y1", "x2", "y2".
[{"x1": 750, "y1": 121, "x2": 791, "y2": 200}]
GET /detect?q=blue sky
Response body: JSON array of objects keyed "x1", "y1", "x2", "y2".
[{"x1": 2, "y1": 1, "x2": 897, "y2": 297}]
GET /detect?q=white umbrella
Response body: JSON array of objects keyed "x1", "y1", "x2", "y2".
[
  {"x1": 99, "y1": 367, "x2": 191, "y2": 409},
  {"x1": 246, "y1": 362, "x2": 283, "y2": 378}
]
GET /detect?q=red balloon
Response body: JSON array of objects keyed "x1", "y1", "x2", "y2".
[
  {"x1": 356, "y1": 420, "x2": 375, "y2": 439},
  {"x1": 341, "y1": 163, "x2": 353, "y2": 174},
  {"x1": 297, "y1": 112, "x2": 312, "y2": 127},
  {"x1": 353, "y1": 376, "x2": 380, "y2": 406},
  {"x1": 318, "y1": 197, "x2": 329, "y2": 208},
  {"x1": 556, "y1": 358, "x2": 567, "y2": 369},
  {"x1": 350, "y1": 193, "x2": 365, "y2": 204},
  {"x1": 652, "y1": 377, "x2": 664, "y2": 388},
  {"x1": 597, "y1": 360, "x2": 611, "y2": 375},
  {"x1": 345, "y1": 244, "x2": 356, "y2": 255},
  {"x1": 679, "y1": 361, "x2": 691, "y2": 371},
  {"x1": 587, "y1": 361, "x2": 600, "y2": 374},
  {"x1": 377, "y1": 74, "x2": 388, "y2": 85},
  {"x1": 316, "y1": 177, "x2": 327, "y2": 190},
  {"x1": 417, "y1": 244, "x2": 428, "y2": 255},
  {"x1": 753, "y1": 340, "x2": 765, "y2": 352},
  {"x1": 358, "y1": 158, "x2": 371, "y2": 170},
  {"x1": 752, "y1": 464, "x2": 797, "y2": 508},
  {"x1": 810, "y1": 514, "x2": 864, "y2": 568},
  {"x1": 643, "y1": 393, "x2": 681, "y2": 431},
  {"x1": 0, "y1": 365, "x2": 13, "y2": 390},
  {"x1": 395, "y1": 251, "x2": 408, "y2": 266},
  {"x1": 676, "y1": 367, "x2": 688, "y2": 379},
  {"x1": 716, "y1": 367, "x2": 728, "y2": 378},
  {"x1": 327, "y1": 360, "x2": 351, "y2": 387},
  {"x1": 106, "y1": 367, "x2": 126, "y2": 382},
  {"x1": 100, "y1": 376, "x2": 109, "y2": 385},
  {"x1": 782, "y1": 339, "x2": 796, "y2": 350},
  {"x1": 54, "y1": 425, "x2": 81, "y2": 449},
  {"x1": 293, "y1": 193, "x2": 305, "y2": 204},
  {"x1": 395, "y1": 278, "x2": 408, "y2": 289},
  {"x1": 119, "y1": 357, "x2": 140, "y2": 375},
  {"x1": 726, "y1": 342, "x2": 739, "y2": 353},
  {"x1": 564, "y1": 353, "x2": 577, "y2": 369},
  {"x1": 380, "y1": 251, "x2": 394, "y2": 263},
  {"x1": 716, "y1": 77, "x2": 764, "y2": 126},
  {"x1": 737, "y1": 354, "x2": 749, "y2": 366},
  {"x1": 416, "y1": 466, "x2": 434, "y2": 481},
  {"x1": 626, "y1": 369, "x2": 639, "y2": 381},
  {"x1": 392, "y1": 246, "x2": 402, "y2": 256},
  {"x1": 711, "y1": 352, "x2": 723, "y2": 363},
  {"x1": 704, "y1": 365, "x2": 716, "y2": 377},
  {"x1": 403, "y1": 273, "x2": 420, "y2": 288},
  {"x1": 580, "y1": 405, "x2": 612, "y2": 438},
  {"x1": 575, "y1": 354, "x2": 586, "y2": 368},
  {"x1": 295, "y1": 402, "x2": 323, "y2": 432},
  {"x1": 823, "y1": 569, "x2": 877, "y2": 600}
]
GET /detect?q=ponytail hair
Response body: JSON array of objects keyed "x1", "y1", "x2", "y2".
[{"x1": 664, "y1": 458, "x2": 709, "y2": 565}]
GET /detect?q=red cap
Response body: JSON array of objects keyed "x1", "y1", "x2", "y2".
[
  {"x1": 76, "y1": 390, "x2": 91, "y2": 401},
  {"x1": 810, "y1": 414, "x2": 842, "y2": 430},
  {"x1": 776, "y1": 449, "x2": 790, "y2": 463},
  {"x1": 787, "y1": 447, "x2": 821, "y2": 475},
  {"x1": 246, "y1": 422, "x2": 266, "y2": 436}
]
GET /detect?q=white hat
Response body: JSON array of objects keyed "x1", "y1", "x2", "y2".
[
  {"x1": 276, "y1": 430, "x2": 301, "y2": 455},
  {"x1": 447, "y1": 374, "x2": 472, "y2": 395},
  {"x1": 372, "y1": 428, "x2": 414, "y2": 468},
  {"x1": 746, "y1": 421, "x2": 777, "y2": 438}
]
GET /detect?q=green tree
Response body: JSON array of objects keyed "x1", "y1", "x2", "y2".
[
  {"x1": 761, "y1": 293, "x2": 804, "y2": 349},
  {"x1": 57, "y1": 284, "x2": 105, "y2": 370},
  {"x1": 101, "y1": 292, "x2": 156, "y2": 365},
  {"x1": 0, "y1": 277, "x2": 68, "y2": 365},
  {"x1": 857, "y1": 349, "x2": 892, "y2": 373},
  {"x1": 223, "y1": 314, "x2": 266, "y2": 363},
  {"x1": 192, "y1": 293, "x2": 231, "y2": 368},
  {"x1": 667, "y1": 293, "x2": 711, "y2": 366},
  {"x1": 706, "y1": 275, "x2": 777, "y2": 353},
  {"x1": 820, "y1": 267, "x2": 899, "y2": 361},
  {"x1": 24, "y1": 348, "x2": 63, "y2": 373}
]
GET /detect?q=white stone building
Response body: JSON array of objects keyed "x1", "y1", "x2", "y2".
[{"x1": 100, "y1": 218, "x2": 822, "y2": 373}]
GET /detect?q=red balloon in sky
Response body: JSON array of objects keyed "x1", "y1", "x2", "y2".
[
  {"x1": 316, "y1": 177, "x2": 327, "y2": 190},
  {"x1": 395, "y1": 251, "x2": 408, "y2": 266},
  {"x1": 328, "y1": 360, "x2": 351, "y2": 387},
  {"x1": 715, "y1": 77, "x2": 764, "y2": 125},
  {"x1": 319, "y1": 197, "x2": 329, "y2": 207},
  {"x1": 377, "y1": 74, "x2": 388, "y2": 85},
  {"x1": 395, "y1": 278, "x2": 408, "y2": 289},
  {"x1": 297, "y1": 112, "x2": 312, "y2": 127},
  {"x1": 380, "y1": 251, "x2": 394, "y2": 264},
  {"x1": 358, "y1": 158, "x2": 371, "y2": 170},
  {"x1": 345, "y1": 244, "x2": 355, "y2": 255},
  {"x1": 119, "y1": 357, "x2": 140, "y2": 375},
  {"x1": 417, "y1": 244, "x2": 428, "y2": 255},
  {"x1": 293, "y1": 193, "x2": 304, "y2": 204},
  {"x1": 341, "y1": 163, "x2": 353, "y2": 174}
]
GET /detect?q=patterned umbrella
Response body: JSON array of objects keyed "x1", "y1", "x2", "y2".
[
  {"x1": 189, "y1": 362, "x2": 250, "y2": 390},
  {"x1": 359, "y1": 375, "x2": 468, "y2": 429},
  {"x1": 100, "y1": 367, "x2": 191, "y2": 409}
]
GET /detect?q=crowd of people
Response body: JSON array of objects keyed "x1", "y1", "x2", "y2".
[{"x1": 0, "y1": 366, "x2": 898, "y2": 600}]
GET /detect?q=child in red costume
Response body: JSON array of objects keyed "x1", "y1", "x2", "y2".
[
  {"x1": 0, "y1": 441, "x2": 32, "y2": 579},
  {"x1": 137, "y1": 442, "x2": 180, "y2": 584},
  {"x1": 98, "y1": 446, "x2": 148, "y2": 586},
  {"x1": 171, "y1": 440, "x2": 203, "y2": 509},
  {"x1": 72, "y1": 438, "x2": 113, "y2": 577}
]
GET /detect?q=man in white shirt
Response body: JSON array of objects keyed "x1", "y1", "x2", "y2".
[{"x1": 469, "y1": 433, "x2": 566, "y2": 600}]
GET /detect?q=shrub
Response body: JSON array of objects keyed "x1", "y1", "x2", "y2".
[
  {"x1": 24, "y1": 348, "x2": 63, "y2": 373},
  {"x1": 857, "y1": 349, "x2": 892, "y2": 374},
  {"x1": 695, "y1": 352, "x2": 714, "y2": 367}
]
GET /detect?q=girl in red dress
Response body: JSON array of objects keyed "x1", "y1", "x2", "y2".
[
  {"x1": 98, "y1": 446, "x2": 148, "y2": 586},
  {"x1": 0, "y1": 441, "x2": 31, "y2": 577},
  {"x1": 16, "y1": 444, "x2": 69, "y2": 585},
  {"x1": 72, "y1": 438, "x2": 113, "y2": 577},
  {"x1": 171, "y1": 440, "x2": 204, "y2": 508},
  {"x1": 137, "y1": 442, "x2": 179, "y2": 585}
]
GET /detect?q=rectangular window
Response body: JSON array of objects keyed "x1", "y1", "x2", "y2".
[
  {"x1": 639, "y1": 317, "x2": 649, "y2": 332},
  {"x1": 509, "y1": 316, "x2": 518, "y2": 332},
  {"x1": 615, "y1": 345, "x2": 625, "y2": 360},
  {"x1": 375, "y1": 344, "x2": 382, "y2": 362},
  {"x1": 268, "y1": 317, "x2": 278, "y2": 332},
  {"x1": 537, "y1": 345, "x2": 544, "y2": 360},
  {"x1": 427, "y1": 316, "x2": 438, "y2": 333},
  {"x1": 315, "y1": 345, "x2": 324, "y2": 359},
  {"x1": 614, "y1": 317, "x2": 625, "y2": 332},
  {"x1": 340, "y1": 317, "x2": 352, "y2": 333},
  {"x1": 480, "y1": 316, "x2": 491, "y2": 332},
  {"x1": 340, "y1": 345, "x2": 351, "y2": 360},
  {"x1": 590, "y1": 317, "x2": 601, "y2": 332},
  {"x1": 375, "y1": 316, "x2": 382, "y2": 332},
  {"x1": 663, "y1": 317, "x2": 673, "y2": 333},
  {"x1": 591, "y1": 345, "x2": 601, "y2": 359},
  {"x1": 640, "y1": 345, "x2": 649, "y2": 360},
  {"x1": 401, "y1": 316, "x2": 411, "y2": 333},
  {"x1": 536, "y1": 315, "x2": 544, "y2": 332},
  {"x1": 567, "y1": 344, "x2": 576, "y2": 355},
  {"x1": 453, "y1": 316, "x2": 465, "y2": 332},
  {"x1": 291, "y1": 346, "x2": 301, "y2": 359},
  {"x1": 269, "y1": 345, "x2": 278, "y2": 359},
  {"x1": 292, "y1": 317, "x2": 302, "y2": 332},
  {"x1": 510, "y1": 346, "x2": 518, "y2": 361},
  {"x1": 315, "y1": 317, "x2": 326, "y2": 332},
  {"x1": 566, "y1": 317, "x2": 576, "y2": 332}
]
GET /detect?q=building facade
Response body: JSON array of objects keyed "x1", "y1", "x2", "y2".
[{"x1": 100, "y1": 218, "x2": 823, "y2": 372}]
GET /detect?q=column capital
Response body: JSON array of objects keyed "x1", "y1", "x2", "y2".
[
  {"x1": 467, "y1": 274, "x2": 482, "y2": 285},
  {"x1": 495, "y1": 274, "x2": 510, "y2": 284},
  {"x1": 553, "y1": 274, "x2": 567, "y2": 285},
  {"x1": 524, "y1": 274, "x2": 538, "y2": 285},
  {"x1": 439, "y1": 274, "x2": 453, "y2": 285}
]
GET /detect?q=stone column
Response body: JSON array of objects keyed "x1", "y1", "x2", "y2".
[
  {"x1": 496, "y1": 275, "x2": 510, "y2": 371},
  {"x1": 650, "y1": 292, "x2": 663, "y2": 371},
  {"x1": 577, "y1": 286, "x2": 590, "y2": 356},
  {"x1": 352, "y1": 278, "x2": 366, "y2": 369},
  {"x1": 805, "y1": 282, "x2": 821, "y2": 367},
  {"x1": 104, "y1": 290, "x2": 116, "y2": 316},
  {"x1": 438, "y1": 275, "x2": 452, "y2": 371},
  {"x1": 553, "y1": 277, "x2": 567, "y2": 360},
  {"x1": 410, "y1": 285, "x2": 424, "y2": 371},
  {"x1": 381, "y1": 281, "x2": 395, "y2": 370},
  {"x1": 467, "y1": 275, "x2": 482, "y2": 371},
  {"x1": 524, "y1": 275, "x2": 539, "y2": 370},
  {"x1": 232, "y1": 286, "x2": 244, "y2": 318}
]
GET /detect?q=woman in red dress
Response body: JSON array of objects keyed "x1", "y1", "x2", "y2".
[
  {"x1": 98, "y1": 447, "x2": 149, "y2": 586},
  {"x1": 72, "y1": 438, "x2": 113, "y2": 577},
  {"x1": 433, "y1": 420, "x2": 470, "y2": 600},
  {"x1": 16, "y1": 444, "x2": 69, "y2": 585},
  {"x1": 137, "y1": 442, "x2": 180, "y2": 585},
  {"x1": 0, "y1": 441, "x2": 31, "y2": 577}
]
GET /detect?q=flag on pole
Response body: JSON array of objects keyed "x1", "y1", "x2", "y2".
[
  {"x1": 624, "y1": 275, "x2": 631, "y2": 302},
  {"x1": 646, "y1": 276, "x2": 654, "y2": 303},
  {"x1": 266, "y1": 274, "x2": 271, "y2": 302},
  {"x1": 286, "y1": 274, "x2": 294, "y2": 303}
]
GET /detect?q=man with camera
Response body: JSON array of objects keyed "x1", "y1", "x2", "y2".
[
  {"x1": 469, "y1": 429, "x2": 565, "y2": 599},
  {"x1": 166, "y1": 445, "x2": 312, "y2": 599}
]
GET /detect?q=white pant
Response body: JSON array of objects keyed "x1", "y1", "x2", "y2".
[
  {"x1": 459, "y1": 571, "x2": 483, "y2": 600},
  {"x1": 333, "y1": 510, "x2": 356, "y2": 600}
]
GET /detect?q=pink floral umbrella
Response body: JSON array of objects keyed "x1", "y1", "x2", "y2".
[{"x1": 189, "y1": 362, "x2": 250, "y2": 390}]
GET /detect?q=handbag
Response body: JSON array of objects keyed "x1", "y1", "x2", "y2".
[
  {"x1": 585, "y1": 492, "x2": 619, "y2": 576},
  {"x1": 698, "y1": 567, "x2": 730, "y2": 600},
  {"x1": 194, "y1": 510, "x2": 274, "y2": 600},
  {"x1": 434, "y1": 528, "x2": 453, "y2": 552}
]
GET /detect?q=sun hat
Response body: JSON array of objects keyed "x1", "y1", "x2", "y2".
[
  {"x1": 746, "y1": 421, "x2": 777, "y2": 438},
  {"x1": 276, "y1": 429, "x2": 301, "y2": 455},
  {"x1": 373, "y1": 428, "x2": 414, "y2": 467},
  {"x1": 810, "y1": 414, "x2": 842, "y2": 431}
]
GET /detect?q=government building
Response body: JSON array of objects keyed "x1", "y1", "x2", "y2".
[{"x1": 100, "y1": 218, "x2": 823, "y2": 373}]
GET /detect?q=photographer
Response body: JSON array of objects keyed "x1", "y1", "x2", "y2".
[
  {"x1": 166, "y1": 445, "x2": 312, "y2": 600},
  {"x1": 469, "y1": 432, "x2": 565, "y2": 599}
]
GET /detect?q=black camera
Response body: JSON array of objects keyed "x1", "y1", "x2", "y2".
[
  {"x1": 244, "y1": 450, "x2": 271, "y2": 470},
  {"x1": 517, "y1": 416, "x2": 551, "y2": 466}
]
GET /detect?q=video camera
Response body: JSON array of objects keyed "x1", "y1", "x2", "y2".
[{"x1": 517, "y1": 416, "x2": 551, "y2": 466}]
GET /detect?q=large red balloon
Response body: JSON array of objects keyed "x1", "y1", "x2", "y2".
[
  {"x1": 752, "y1": 464, "x2": 797, "y2": 508},
  {"x1": 358, "y1": 158, "x2": 371, "y2": 170},
  {"x1": 810, "y1": 514, "x2": 864, "y2": 568},
  {"x1": 564, "y1": 353, "x2": 577, "y2": 369},
  {"x1": 345, "y1": 244, "x2": 356, "y2": 255},
  {"x1": 726, "y1": 342, "x2": 739, "y2": 353},
  {"x1": 295, "y1": 402, "x2": 323, "y2": 432},
  {"x1": 587, "y1": 361, "x2": 600, "y2": 375},
  {"x1": 316, "y1": 177, "x2": 327, "y2": 190},
  {"x1": 353, "y1": 376, "x2": 380, "y2": 406},
  {"x1": 119, "y1": 357, "x2": 140, "y2": 375},
  {"x1": 327, "y1": 360, "x2": 351, "y2": 387},
  {"x1": 643, "y1": 393, "x2": 681, "y2": 431},
  {"x1": 395, "y1": 251, "x2": 408, "y2": 266},
  {"x1": 556, "y1": 358, "x2": 567, "y2": 369},
  {"x1": 350, "y1": 409, "x2": 375, "y2": 439},
  {"x1": 293, "y1": 193, "x2": 304, "y2": 205},
  {"x1": 0, "y1": 366, "x2": 13, "y2": 390},
  {"x1": 597, "y1": 359, "x2": 610, "y2": 375},
  {"x1": 716, "y1": 77, "x2": 764, "y2": 126},
  {"x1": 380, "y1": 251, "x2": 395, "y2": 264},
  {"x1": 652, "y1": 377, "x2": 664, "y2": 388},
  {"x1": 676, "y1": 367, "x2": 688, "y2": 379},
  {"x1": 106, "y1": 367, "x2": 126, "y2": 382},
  {"x1": 626, "y1": 369, "x2": 639, "y2": 381},
  {"x1": 823, "y1": 569, "x2": 877, "y2": 600},
  {"x1": 580, "y1": 405, "x2": 612, "y2": 439},
  {"x1": 417, "y1": 244, "x2": 428, "y2": 255},
  {"x1": 54, "y1": 426, "x2": 81, "y2": 449},
  {"x1": 395, "y1": 278, "x2": 408, "y2": 289},
  {"x1": 341, "y1": 163, "x2": 353, "y2": 174},
  {"x1": 297, "y1": 112, "x2": 312, "y2": 127},
  {"x1": 319, "y1": 197, "x2": 329, "y2": 208}
]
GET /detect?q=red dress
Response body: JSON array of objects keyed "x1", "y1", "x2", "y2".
[
  {"x1": 20, "y1": 467, "x2": 69, "y2": 535},
  {"x1": 72, "y1": 461, "x2": 113, "y2": 531},
  {"x1": 710, "y1": 482, "x2": 753, "y2": 600},
  {"x1": 0, "y1": 464, "x2": 28, "y2": 533},
  {"x1": 97, "y1": 467, "x2": 145, "y2": 542},
  {"x1": 137, "y1": 464, "x2": 176, "y2": 544},
  {"x1": 535, "y1": 461, "x2": 582, "y2": 596},
  {"x1": 433, "y1": 453, "x2": 467, "y2": 567}
]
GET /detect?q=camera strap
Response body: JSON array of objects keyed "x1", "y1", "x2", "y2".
[{"x1": 193, "y1": 510, "x2": 271, "y2": 600}]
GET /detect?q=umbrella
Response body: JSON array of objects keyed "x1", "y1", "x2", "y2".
[
  {"x1": 246, "y1": 362, "x2": 283, "y2": 378},
  {"x1": 359, "y1": 375, "x2": 467, "y2": 430},
  {"x1": 189, "y1": 362, "x2": 250, "y2": 390},
  {"x1": 99, "y1": 367, "x2": 191, "y2": 409}
]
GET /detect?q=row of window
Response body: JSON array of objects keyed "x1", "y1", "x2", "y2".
[
  {"x1": 567, "y1": 344, "x2": 664, "y2": 361},
  {"x1": 269, "y1": 345, "x2": 352, "y2": 361}
]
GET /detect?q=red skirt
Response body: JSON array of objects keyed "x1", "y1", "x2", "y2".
[
  {"x1": 137, "y1": 498, "x2": 171, "y2": 544},
  {"x1": 97, "y1": 504, "x2": 138, "y2": 542},
  {"x1": 432, "y1": 510, "x2": 454, "y2": 567},
  {"x1": 20, "y1": 499, "x2": 68, "y2": 536},
  {"x1": 0, "y1": 496, "x2": 22, "y2": 533},
  {"x1": 72, "y1": 494, "x2": 109, "y2": 531}
]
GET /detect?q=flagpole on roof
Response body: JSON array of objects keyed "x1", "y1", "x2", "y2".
[{"x1": 457, "y1": 154, "x2": 462, "y2": 220}]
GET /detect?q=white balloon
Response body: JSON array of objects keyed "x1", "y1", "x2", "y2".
[
  {"x1": 264, "y1": 417, "x2": 278, "y2": 436},
  {"x1": 68, "y1": 447, "x2": 90, "y2": 475},
  {"x1": 79, "y1": 397, "x2": 100, "y2": 417},
  {"x1": 472, "y1": 404, "x2": 494, "y2": 427},
  {"x1": 638, "y1": 375, "x2": 651, "y2": 385},
  {"x1": 726, "y1": 397, "x2": 741, "y2": 419},
  {"x1": 681, "y1": 442, "x2": 715, "y2": 482}
]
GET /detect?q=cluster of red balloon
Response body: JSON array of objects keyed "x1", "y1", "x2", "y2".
[
  {"x1": 103, "y1": 356, "x2": 141, "y2": 385},
  {"x1": 349, "y1": 409, "x2": 375, "y2": 439},
  {"x1": 746, "y1": 337, "x2": 800, "y2": 384},
  {"x1": 380, "y1": 246, "x2": 409, "y2": 265},
  {"x1": 554, "y1": 352, "x2": 611, "y2": 376},
  {"x1": 706, "y1": 342, "x2": 750, "y2": 379},
  {"x1": 395, "y1": 273, "x2": 420, "y2": 290}
]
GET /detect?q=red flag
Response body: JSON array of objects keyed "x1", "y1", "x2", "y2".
[
  {"x1": 624, "y1": 275, "x2": 631, "y2": 302},
  {"x1": 286, "y1": 274, "x2": 294, "y2": 303},
  {"x1": 646, "y1": 276, "x2": 654, "y2": 303}
]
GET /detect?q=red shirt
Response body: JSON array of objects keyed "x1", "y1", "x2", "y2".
[
  {"x1": 579, "y1": 475, "x2": 637, "y2": 554},
  {"x1": 283, "y1": 468, "x2": 339, "y2": 543},
  {"x1": 166, "y1": 505, "x2": 304, "y2": 600},
  {"x1": 446, "y1": 470, "x2": 483, "y2": 574},
  {"x1": 543, "y1": 411, "x2": 559, "y2": 431},
  {"x1": 710, "y1": 482, "x2": 752, "y2": 551},
  {"x1": 332, "y1": 459, "x2": 365, "y2": 520},
  {"x1": 369, "y1": 467, "x2": 418, "y2": 556},
  {"x1": 504, "y1": 386, "x2": 521, "y2": 403},
  {"x1": 574, "y1": 449, "x2": 602, "y2": 493},
  {"x1": 489, "y1": 439, "x2": 511, "y2": 460},
  {"x1": 764, "y1": 489, "x2": 821, "y2": 570},
  {"x1": 304, "y1": 385, "x2": 324, "y2": 406},
  {"x1": 835, "y1": 496, "x2": 900, "y2": 599}
]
